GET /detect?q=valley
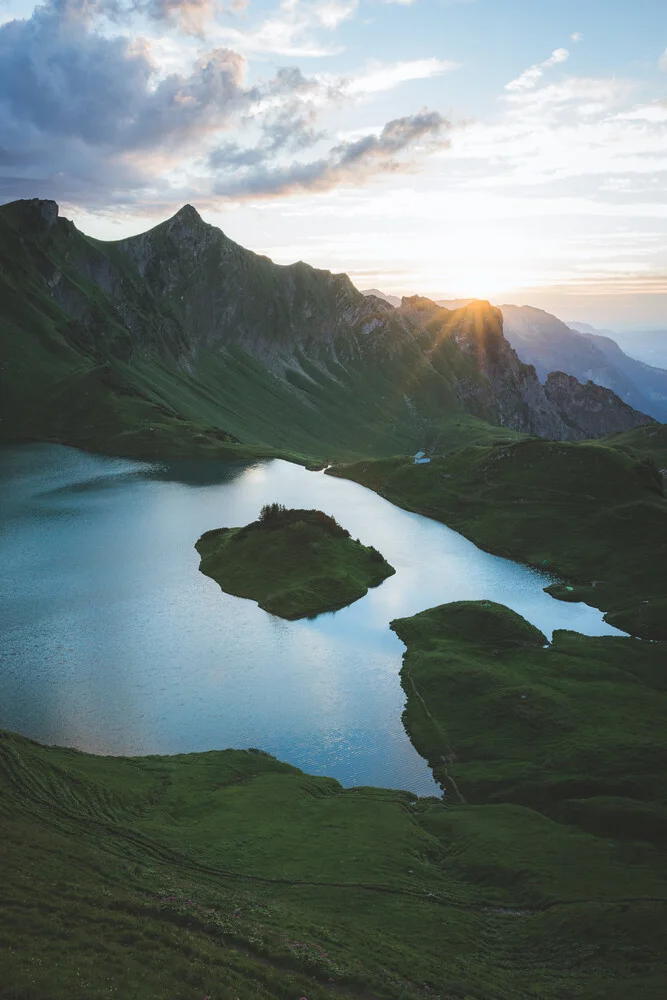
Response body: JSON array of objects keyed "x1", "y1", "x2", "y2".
[{"x1": 1, "y1": 199, "x2": 666, "y2": 999}]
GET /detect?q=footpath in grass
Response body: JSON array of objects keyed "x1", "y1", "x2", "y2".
[{"x1": 195, "y1": 505, "x2": 394, "y2": 619}]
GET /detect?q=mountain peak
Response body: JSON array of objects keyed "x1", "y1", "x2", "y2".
[
  {"x1": 173, "y1": 204, "x2": 203, "y2": 224},
  {"x1": 33, "y1": 198, "x2": 59, "y2": 225},
  {"x1": 0, "y1": 197, "x2": 60, "y2": 228}
]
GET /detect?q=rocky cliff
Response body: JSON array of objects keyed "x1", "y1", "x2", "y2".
[{"x1": 544, "y1": 371, "x2": 655, "y2": 438}]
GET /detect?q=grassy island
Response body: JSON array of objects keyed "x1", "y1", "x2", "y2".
[{"x1": 195, "y1": 504, "x2": 395, "y2": 619}]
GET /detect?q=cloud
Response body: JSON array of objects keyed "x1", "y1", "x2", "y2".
[
  {"x1": 503, "y1": 75, "x2": 636, "y2": 119},
  {"x1": 660, "y1": 48, "x2": 667, "y2": 72},
  {"x1": 442, "y1": 70, "x2": 665, "y2": 193},
  {"x1": 341, "y1": 58, "x2": 459, "y2": 96},
  {"x1": 0, "y1": 9, "x2": 245, "y2": 148},
  {"x1": 0, "y1": 0, "x2": 453, "y2": 209},
  {"x1": 570, "y1": 32, "x2": 583, "y2": 42},
  {"x1": 505, "y1": 47, "x2": 569, "y2": 92},
  {"x1": 211, "y1": 110, "x2": 450, "y2": 198},
  {"x1": 51, "y1": 0, "x2": 237, "y2": 34},
  {"x1": 0, "y1": 2, "x2": 249, "y2": 204},
  {"x1": 211, "y1": 0, "x2": 358, "y2": 57},
  {"x1": 615, "y1": 100, "x2": 667, "y2": 123}
]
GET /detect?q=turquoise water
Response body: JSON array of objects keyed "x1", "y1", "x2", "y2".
[{"x1": 0, "y1": 443, "x2": 623, "y2": 795}]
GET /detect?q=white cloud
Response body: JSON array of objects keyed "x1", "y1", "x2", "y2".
[
  {"x1": 505, "y1": 47, "x2": 569, "y2": 92},
  {"x1": 442, "y1": 71, "x2": 667, "y2": 195},
  {"x1": 659, "y1": 47, "x2": 667, "y2": 72},
  {"x1": 570, "y1": 32, "x2": 583, "y2": 42},
  {"x1": 210, "y1": 0, "x2": 358, "y2": 57},
  {"x1": 503, "y1": 75, "x2": 636, "y2": 120},
  {"x1": 342, "y1": 58, "x2": 459, "y2": 96},
  {"x1": 615, "y1": 100, "x2": 667, "y2": 123}
]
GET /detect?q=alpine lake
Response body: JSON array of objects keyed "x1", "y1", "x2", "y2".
[{"x1": 0, "y1": 443, "x2": 624, "y2": 796}]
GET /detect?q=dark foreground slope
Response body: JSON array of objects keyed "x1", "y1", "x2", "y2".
[
  {"x1": 3, "y1": 728, "x2": 667, "y2": 1000},
  {"x1": 0, "y1": 199, "x2": 653, "y2": 464},
  {"x1": 196, "y1": 507, "x2": 394, "y2": 618},
  {"x1": 330, "y1": 436, "x2": 667, "y2": 639}
]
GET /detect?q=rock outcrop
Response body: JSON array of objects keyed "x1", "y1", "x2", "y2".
[{"x1": 544, "y1": 371, "x2": 655, "y2": 438}]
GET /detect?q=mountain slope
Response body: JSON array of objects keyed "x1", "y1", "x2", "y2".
[
  {"x1": 569, "y1": 322, "x2": 667, "y2": 369},
  {"x1": 502, "y1": 304, "x2": 667, "y2": 421},
  {"x1": 581, "y1": 329, "x2": 667, "y2": 421},
  {"x1": 359, "y1": 287, "x2": 401, "y2": 307},
  {"x1": 4, "y1": 726, "x2": 667, "y2": 999},
  {"x1": 0, "y1": 199, "x2": 654, "y2": 463}
]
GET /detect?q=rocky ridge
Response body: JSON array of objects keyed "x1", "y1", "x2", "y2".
[{"x1": 0, "y1": 198, "x2": 656, "y2": 457}]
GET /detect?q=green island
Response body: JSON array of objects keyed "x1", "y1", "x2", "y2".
[{"x1": 195, "y1": 504, "x2": 395, "y2": 619}]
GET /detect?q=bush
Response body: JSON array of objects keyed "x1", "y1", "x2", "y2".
[
  {"x1": 258, "y1": 502, "x2": 288, "y2": 525},
  {"x1": 258, "y1": 505, "x2": 349, "y2": 536}
]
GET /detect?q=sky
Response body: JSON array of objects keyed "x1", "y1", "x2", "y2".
[{"x1": 0, "y1": 0, "x2": 666, "y2": 329}]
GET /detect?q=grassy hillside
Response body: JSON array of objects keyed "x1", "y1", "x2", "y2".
[
  {"x1": 330, "y1": 436, "x2": 667, "y2": 638},
  {"x1": 196, "y1": 506, "x2": 394, "y2": 618},
  {"x1": 607, "y1": 423, "x2": 667, "y2": 469},
  {"x1": 391, "y1": 601, "x2": 667, "y2": 819},
  {"x1": 3, "y1": 728, "x2": 667, "y2": 999}
]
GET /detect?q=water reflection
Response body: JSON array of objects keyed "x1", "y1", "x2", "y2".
[{"x1": 0, "y1": 443, "x2": 623, "y2": 794}]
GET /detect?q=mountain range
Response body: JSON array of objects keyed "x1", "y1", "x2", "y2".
[
  {"x1": 366, "y1": 290, "x2": 667, "y2": 423},
  {"x1": 501, "y1": 305, "x2": 667, "y2": 422},
  {"x1": 0, "y1": 199, "x2": 656, "y2": 465},
  {"x1": 569, "y1": 322, "x2": 667, "y2": 370}
]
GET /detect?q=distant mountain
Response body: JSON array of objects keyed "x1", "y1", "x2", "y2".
[
  {"x1": 359, "y1": 288, "x2": 401, "y2": 307},
  {"x1": 362, "y1": 291, "x2": 477, "y2": 312},
  {"x1": 569, "y1": 322, "x2": 667, "y2": 371},
  {"x1": 501, "y1": 305, "x2": 667, "y2": 422},
  {"x1": 566, "y1": 321, "x2": 618, "y2": 338},
  {"x1": 437, "y1": 299, "x2": 477, "y2": 311},
  {"x1": 0, "y1": 199, "x2": 654, "y2": 463}
]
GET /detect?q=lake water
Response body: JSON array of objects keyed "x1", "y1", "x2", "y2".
[{"x1": 0, "y1": 443, "x2": 624, "y2": 795}]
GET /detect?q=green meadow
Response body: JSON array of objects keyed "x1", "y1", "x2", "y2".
[{"x1": 3, "y1": 723, "x2": 667, "y2": 1000}]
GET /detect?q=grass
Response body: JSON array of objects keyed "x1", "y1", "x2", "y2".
[
  {"x1": 3, "y1": 728, "x2": 667, "y2": 999},
  {"x1": 391, "y1": 600, "x2": 667, "y2": 826},
  {"x1": 330, "y1": 437, "x2": 667, "y2": 638},
  {"x1": 195, "y1": 506, "x2": 395, "y2": 619}
]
